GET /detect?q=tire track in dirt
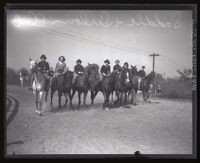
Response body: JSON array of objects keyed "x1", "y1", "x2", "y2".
[{"x1": 6, "y1": 95, "x2": 19, "y2": 126}]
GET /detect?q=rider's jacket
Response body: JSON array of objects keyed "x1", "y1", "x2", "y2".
[
  {"x1": 38, "y1": 61, "x2": 49, "y2": 73},
  {"x1": 138, "y1": 70, "x2": 146, "y2": 78},
  {"x1": 74, "y1": 64, "x2": 84, "y2": 75},
  {"x1": 100, "y1": 65, "x2": 111, "y2": 76},
  {"x1": 113, "y1": 64, "x2": 121, "y2": 72},
  {"x1": 55, "y1": 61, "x2": 66, "y2": 73}
]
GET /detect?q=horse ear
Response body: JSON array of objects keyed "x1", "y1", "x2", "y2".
[{"x1": 29, "y1": 57, "x2": 32, "y2": 61}]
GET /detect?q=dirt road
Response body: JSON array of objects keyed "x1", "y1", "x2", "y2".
[{"x1": 6, "y1": 85, "x2": 193, "y2": 155}]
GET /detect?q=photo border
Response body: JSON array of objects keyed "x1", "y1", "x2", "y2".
[{"x1": 3, "y1": 3, "x2": 198, "y2": 159}]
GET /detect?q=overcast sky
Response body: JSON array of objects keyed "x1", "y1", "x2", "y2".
[{"x1": 7, "y1": 10, "x2": 192, "y2": 77}]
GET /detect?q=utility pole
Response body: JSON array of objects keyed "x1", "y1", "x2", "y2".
[
  {"x1": 149, "y1": 53, "x2": 160, "y2": 95},
  {"x1": 149, "y1": 53, "x2": 160, "y2": 72}
]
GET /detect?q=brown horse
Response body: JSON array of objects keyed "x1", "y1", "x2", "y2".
[
  {"x1": 87, "y1": 63, "x2": 101, "y2": 105},
  {"x1": 29, "y1": 58, "x2": 50, "y2": 115},
  {"x1": 50, "y1": 70, "x2": 73, "y2": 108},
  {"x1": 140, "y1": 71, "x2": 155, "y2": 102},
  {"x1": 71, "y1": 66, "x2": 90, "y2": 110}
]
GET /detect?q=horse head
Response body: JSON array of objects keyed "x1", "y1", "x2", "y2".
[
  {"x1": 120, "y1": 70, "x2": 131, "y2": 85},
  {"x1": 130, "y1": 65, "x2": 138, "y2": 76},
  {"x1": 29, "y1": 57, "x2": 38, "y2": 73}
]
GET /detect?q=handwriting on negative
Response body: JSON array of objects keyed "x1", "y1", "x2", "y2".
[{"x1": 12, "y1": 11, "x2": 182, "y2": 29}]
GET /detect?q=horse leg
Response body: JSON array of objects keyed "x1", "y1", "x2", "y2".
[
  {"x1": 125, "y1": 91, "x2": 128, "y2": 104},
  {"x1": 50, "y1": 89, "x2": 55, "y2": 106},
  {"x1": 91, "y1": 90, "x2": 94, "y2": 105},
  {"x1": 83, "y1": 90, "x2": 88, "y2": 106},
  {"x1": 102, "y1": 92, "x2": 106, "y2": 108},
  {"x1": 143, "y1": 90, "x2": 146, "y2": 102},
  {"x1": 110, "y1": 91, "x2": 114, "y2": 104},
  {"x1": 119, "y1": 92, "x2": 123, "y2": 106},
  {"x1": 69, "y1": 90, "x2": 74, "y2": 108},
  {"x1": 77, "y1": 91, "x2": 81, "y2": 109},
  {"x1": 131, "y1": 89, "x2": 137, "y2": 105},
  {"x1": 146, "y1": 91, "x2": 150, "y2": 101},
  {"x1": 38, "y1": 91, "x2": 43, "y2": 115},
  {"x1": 58, "y1": 91, "x2": 62, "y2": 109},
  {"x1": 64, "y1": 92, "x2": 68, "y2": 108},
  {"x1": 105, "y1": 93, "x2": 109, "y2": 109}
]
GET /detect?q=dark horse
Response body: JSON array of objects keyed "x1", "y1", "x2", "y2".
[
  {"x1": 71, "y1": 64, "x2": 98, "y2": 109},
  {"x1": 29, "y1": 58, "x2": 50, "y2": 115},
  {"x1": 101, "y1": 73, "x2": 114, "y2": 109},
  {"x1": 87, "y1": 63, "x2": 101, "y2": 105},
  {"x1": 50, "y1": 70, "x2": 74, "y2": 108},
  {"x1": 111, "y1": 69, "x2": 134, "y2": 106},
  {"x1": 129, "y1": 65, "x2": 139, "y2": 105},
  {"x1": 140, "y1": 71, "x2": 155, "y2": 102}
]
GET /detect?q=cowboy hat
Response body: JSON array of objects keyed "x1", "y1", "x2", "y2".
[
  {"x1": 124, "y1": 62, "x2": 129, "y2": 66},
  {"x1": 104, "y1": 59, "x2": 110, "y2": 64},
  {"x1": 40, "y1": 54, "x2": 46, "y2": 59}
]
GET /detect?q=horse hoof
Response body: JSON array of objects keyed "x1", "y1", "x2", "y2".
[
  {"x1": 35, "y1": 110, "x2": 38, "y2": 113},
  {"x1": 105, "y1": 107, "x2": 109, "y2": 111}
]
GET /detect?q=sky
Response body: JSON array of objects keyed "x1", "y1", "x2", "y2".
[{"x1": 6, "y1": 10, "x2": 193, "y2": 77}]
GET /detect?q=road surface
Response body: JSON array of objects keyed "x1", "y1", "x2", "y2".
[{"x1": 6, "y1": 85, "x2": 193, "y2": 155}]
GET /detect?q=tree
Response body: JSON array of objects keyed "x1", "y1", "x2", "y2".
[{"x1": 176, "y1": 68, "x2": 192, "y2": 81}]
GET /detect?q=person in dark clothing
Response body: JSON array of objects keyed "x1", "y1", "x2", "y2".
[
  {"x1": 73, "y1": 59, "x2": 84, "y2": 83},
  {"x1": 138, "y1": 65, "x2": 146, "y2": 89},
  {"x1": 74, "y1": 59, "x2": 84, "y2": 75},
  {"x1": 113, "y1": 59, "x2": 121, "y2": 72},
  {"x1": 122, "y1": 62, "x2": 130, "y2": 72},
  {"x1": 121, "y1": 62, "x2": 130, "y2": 83},
  {"x1": 100, "y1": 59, "x2": 111, "y2": 77},
  {"x1": 138, "y1": 65, "x2": 146, "y2": 78}
]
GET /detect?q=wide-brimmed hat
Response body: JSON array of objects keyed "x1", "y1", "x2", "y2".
[
  {"x1": 76, "y1": 59, "x2": 82, "y2": 63},
  {"x1": 59, "y1": 56, "x2": 65, "y2": 61},
  {"x1": 142, "y1": 65, "x2": 145, "y2": 69},
  {"x1": 124, "y1": 62, "x2": 129, "y2": 66},
  {"x1": 104, "y1": 59, "x2": 110, "y2": 64},
  {"x1": 40, "y1": 54, "x2": 46, "y2": 59},
  {"x1": 115, "y1": 59, "x2": 120, "y2": 63}
]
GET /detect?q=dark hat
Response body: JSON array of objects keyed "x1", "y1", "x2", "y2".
[
  {"x1": 142, "y1": 66, "x2": 145, "y2": 69},
  {"x1": 124, "y1": 62, "x2": 129, "y2": 66},
  {"x1": 40, "y1": 54, "x2": 46, "y2": 59},
  {"x1": 59, "y1": 56, "x2": 65, "y2": 61},
  {"x1": 104, "y1": 59, "x2": 110, "y2": 64},
  {"x1": 115, "y1": 59, "x2": 120, "y2": 63},
  {"x1": 76, "y1": 59, "x2": 82, "y2": 63}
]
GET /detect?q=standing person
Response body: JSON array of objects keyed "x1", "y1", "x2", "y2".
[
  {"x1": 100, "y1": 59, "x2": 111, "y2": 77},
  {"x1": 113, "y1": 59, "x2": 121, "y2": 73},
  {"x1": 28, "y1": 54, "x2": 50, "y2": 90},
  {"x1": 138, "y1": 65, "x2": 146, "y2": 89},
  {"x1": 73, "y1": 59, "x2": 84, "y2": 83}
]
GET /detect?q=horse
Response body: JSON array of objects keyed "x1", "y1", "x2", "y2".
[
  {"x1": 87, "y1": 63, "x2": 101, "y2": 105},
  {"x1": 100, "y1": 73, "x2": 115, "y2": 109},
  {"x1": 19, "y1": 72, "x2": 28, "y2": 87},
  {"x1": 71, "y1": 65, "x2": 91, "y2": 110},
  {"x1": 140, "y1": 71, "x2": 155, "y2": 102},
  {"x1": 29, "y1": 57, "x2": 50, "y2": 115},
  {"x1": 129, "y1": 65, "x2": 139, "y2": 105},
  {"x1": 112, "y1": 69, "x2": 133, "y2": 106},
  {"x1": 50, "y1": 70, "x2": 73, "y2": 108}
]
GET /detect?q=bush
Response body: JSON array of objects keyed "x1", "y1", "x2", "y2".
[{"x1": 159, "y1": 78, "x2": 192, "y2": 99}]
